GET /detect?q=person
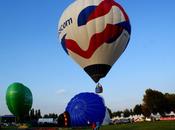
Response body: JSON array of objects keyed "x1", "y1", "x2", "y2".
[
  {"x1": 95, "y1": 122, "x2": 100, "y2": 130},
  {"x1": 92, "y1": 122, "x2": 96, "y2": 130}
]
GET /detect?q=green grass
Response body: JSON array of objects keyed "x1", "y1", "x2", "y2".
[
  {"x1": 1, "y1": 121, "x2": 175, "y2": 130},
  {"x1": 100, "y1": 121, "x2": 175, "y2": 130}
]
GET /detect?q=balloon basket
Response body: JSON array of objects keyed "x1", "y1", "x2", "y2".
[{"x1": 95, "y1": 83, "x2": 103, "y2": 93}]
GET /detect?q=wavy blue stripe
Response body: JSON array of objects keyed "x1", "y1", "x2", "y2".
[
  {"x1": 78, "y1": 6, "x2": 97, "y2": 26},
  {"x1": 61, "y1": 34, "x2": 69, "y2": 55},
  {"x1": 119, "y1": 21, "x2": 131, "y2": 35},
  {"x1": 106, "y1": 21, "x2": 131, "y2": 44}
]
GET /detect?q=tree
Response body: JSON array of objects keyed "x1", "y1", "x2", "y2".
[
  {"x1": 129, "y1": 109, "x2": 134, "y2": 116},
  {"x1": 142, "y1": 105, "x2": 151, "y2": 117},
  {"x1": 43, "y1": 114, "x2": 49, "y2": 118},
  {"x1": 29, "y1": 108, "x2": 42, "y2": 121},
  {"x1": 143, "y1": 89, "x2": 167, "y2": 115},
  {"x1": 123, "y1": 109, "x2": 130, "y2": 117},
  {"x1": 164, "y1": 93, "x2": 175, "y2": 113},
  {"x1": 37, "y1": 109, "x2": 42, "y2": 118},
  {"x1": 29, "y1": 108, "x2": 35, "y2": 120},
  {"x1": 112, "y1": 111, "x2": 122, "y2": 117},
  {"x1": 133, "y1": 104, "x2": 142, "y2": 115},
  {"x1": 49, "y1": 113, "x2": 58, "y2": 119},
  {"x1": 43, "y1": 113, "x2": 58, "y2": 119},
  {"x1": 35, "y1": 110, "x2": 38, "y2": 119}
]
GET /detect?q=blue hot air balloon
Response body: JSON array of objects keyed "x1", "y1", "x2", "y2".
[{"x1": 66, "y1": 92, "x2": 106, "y2": 127}]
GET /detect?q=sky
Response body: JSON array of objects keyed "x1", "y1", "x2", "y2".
[{"x1": 0, "y1": 0, "x2": 175, "y2": 116}]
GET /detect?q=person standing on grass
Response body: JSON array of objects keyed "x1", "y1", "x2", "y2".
[
  {"x1": 92, "y1": 122, "x2": 96, "y2": 130},
  {"x1": 95, "y1": 122, "x2": 100, "y2": 130}
]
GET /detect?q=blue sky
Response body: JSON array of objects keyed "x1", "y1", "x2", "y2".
[{"x1": 0, "y1": 0, "x2": 175, "y2": 115}]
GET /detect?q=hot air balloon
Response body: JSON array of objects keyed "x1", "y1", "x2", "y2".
[
  {"x1": 6, "y1": 82, "x2": 33, "y2": 121},
  {"x1": 58, "y1": 111, "x2": 71, "y2": 127},
  {"x1": 65, "y1": 92, "x2": 106, "y2": 127},
  {"x1": 102, "y1": 108, "x2": 112, "y2": 125},
  {"x1": 58, "y1": 0, "x2": 131, "y2": 90}
]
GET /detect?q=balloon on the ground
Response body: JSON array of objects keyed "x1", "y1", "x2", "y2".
[
  {"x1": 57, "y1": 111, "x2": 70, "y2": 127},
  {"x1": 66, "y1": 92, "x2": 106, "y2": 127},
  {"x1": 58, "y1": 0, "x2": 131, "y2": 83},
  {"x1": 6, "y1": 82, "x2": 33, "y2": 117}
]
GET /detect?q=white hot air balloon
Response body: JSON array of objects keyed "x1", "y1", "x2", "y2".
[{"x1": 58, "y1": 0, "x2": 131, "y2": 89}]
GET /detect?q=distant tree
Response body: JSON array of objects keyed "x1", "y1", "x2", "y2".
[
  {"x1": 129, "y1": 109, "x2": 134, "y2": 116},
  {"x1": 164, "y1": 93, "x2": 175, "y2": 113},
  {"x1": 37, "y1": 109, "x2": 42, "y2": 118},
  {"x1": 29, "y1": 109, "x2": 42, "y2": 121},
  {"x1": 143, "y1": 89, "x2": 167, "y2": 115},
  {"x1": 35, "y1": 110, "x2": 38, "y2": 119},
  {"x1": 133, "y1": 104, "x2": 142, "y2": 115},
  {"x1": 141, "y1": 105, "x2": 151, "y2": 117},
  {"x1": 29, "y1": 108, "x2": 35, "y2": 120},
  {"x1": 123, "y1": 109, "x2": 130, "y2": 117},
  {"x1": 43, "y1": 113, "x2": 58, "y2": 119},
  {"x1": 49, "y1": 113, "x2": 58, "y2": 119},
  {"x1": 35, "y1": 109, "x2": 42, "y2": 120},
  {"x1": 43, "y1": 114, "x2": 49, "y2": 118},
  {"x1": 112, "y1": 111, "x2": 123, "y2": 117}
]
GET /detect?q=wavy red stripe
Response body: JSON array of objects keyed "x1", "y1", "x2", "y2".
[
  {"x1": 87, "y1": 0, "x2": 129, "y2": 23},
  {"x1": 65, "y1": 24, "x2": 123, "y2": 59}
]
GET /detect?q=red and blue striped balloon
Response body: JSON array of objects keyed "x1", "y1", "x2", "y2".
[{"x1": 58, "y1": 0, "x2": 131, "y2": 83}]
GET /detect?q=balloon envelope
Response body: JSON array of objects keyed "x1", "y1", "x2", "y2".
[
  {"x1": 102, "y1": 108, "x2": 111, "y2": 125},
  {"x1": 66, "y1": 92, "x2": 106, "y2": 127},
  {"x1": 6, "y1": 82, "x2": 33, "y2": 117},
  {"x1": 58, "y1": 0, "x2": 131, "y2": 82}
]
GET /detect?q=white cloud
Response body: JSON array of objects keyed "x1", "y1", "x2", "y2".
[{"x1": 56, "y1": 89, "x2": 66, "y2": 95}]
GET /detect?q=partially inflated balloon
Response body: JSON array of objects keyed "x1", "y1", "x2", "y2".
[
  {"x1": 66, "y1": 92, "x2": 106, "y2": 127},
  {"x1": 6, "y1": 82, "x2": 33, "y2": 117},
  {"x1": 58, "y1": 0, "x2": 131, "y2": 83},
  {"x1": 102, "y1": 108, "x2": 111, "y2": 125}
]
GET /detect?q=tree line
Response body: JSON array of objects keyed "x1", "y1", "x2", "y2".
[
  {"x1": 29, "y1": 88, "x2": 175, "y2": 120},
  {"x1": 109, "y1": 88, "x2": 175, "y2": 118},
  {"x1": 29, "y1": 108, "x2": 58, "y2": 121}
]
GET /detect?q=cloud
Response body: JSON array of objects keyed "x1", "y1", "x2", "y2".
[{"x1": 56, "y1": 89, "x2": 66, "y2": 95}]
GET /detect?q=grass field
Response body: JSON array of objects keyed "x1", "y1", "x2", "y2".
[
  {"x1": 100, "y1": 121, "x2": 175, "y2": 130},
  {"x1": 1, "y1": 121, "x2": 175, "y2": 130}
]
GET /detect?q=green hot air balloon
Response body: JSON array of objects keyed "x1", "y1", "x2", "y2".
[{"x1": 6, "y1": 82, "x2": 33, "y2": 120}]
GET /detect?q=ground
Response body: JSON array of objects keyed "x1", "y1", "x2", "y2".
[{"x1": 1, "y1": 121, "x2": 175, "y2": 130}]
